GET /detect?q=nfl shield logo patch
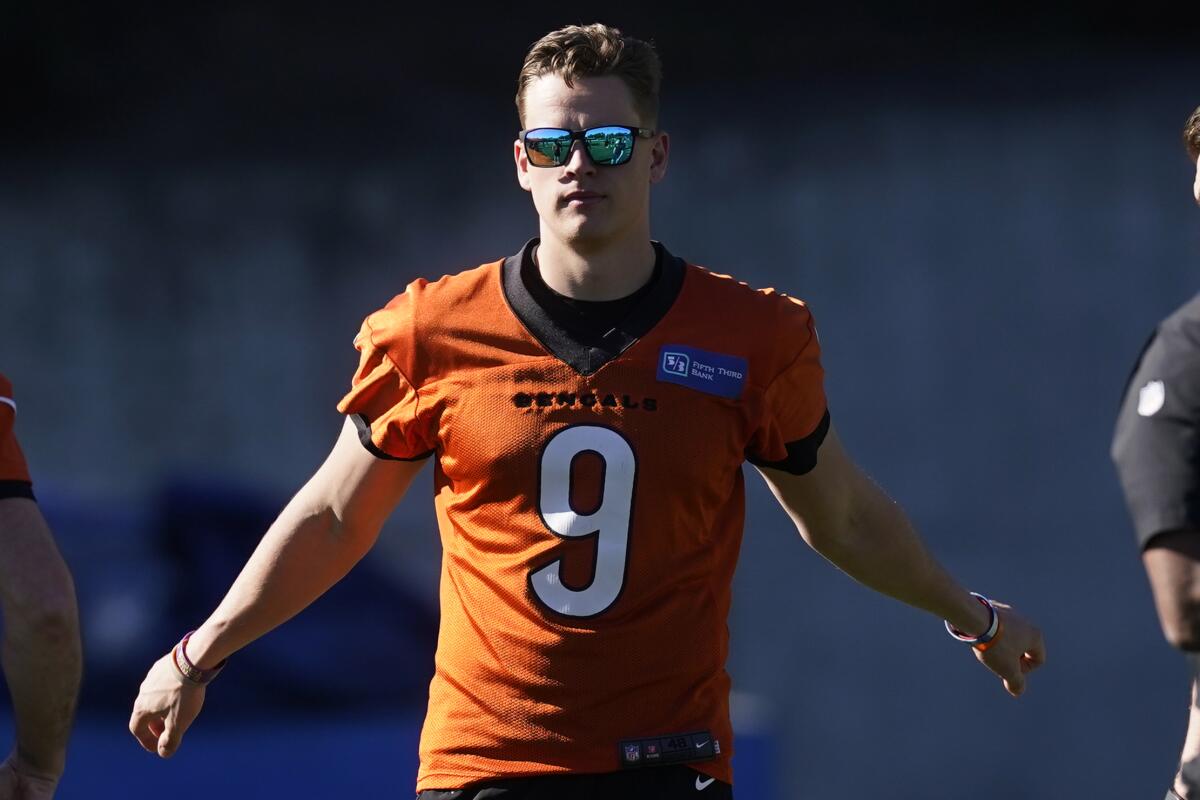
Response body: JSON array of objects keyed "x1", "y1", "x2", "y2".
[
  {"x1": 1138, "y1": 379, "x2": 1165, "y2": 417},
  {"x1": 623, "y1": 743, "x2": 641, "y2": 763}
]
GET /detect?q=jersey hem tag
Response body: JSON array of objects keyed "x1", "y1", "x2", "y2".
[{"x1": 619, "y1": 730, "x2": 719, "y2": 769}]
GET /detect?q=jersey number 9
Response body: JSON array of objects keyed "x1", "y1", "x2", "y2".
[{"x1": 529, "y1": 425, "x2": 637, "y2": 618}]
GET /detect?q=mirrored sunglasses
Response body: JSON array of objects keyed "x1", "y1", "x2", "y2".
[{"x1": 520, "y1": 125, "x2": 656, "y2": 168}]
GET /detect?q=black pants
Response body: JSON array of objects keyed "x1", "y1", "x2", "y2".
[{"x1": 416, "y1": 766, "x2": 733, "y2": 800}]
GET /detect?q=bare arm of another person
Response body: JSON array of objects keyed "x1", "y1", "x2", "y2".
[
  {"x1": 756, "y1": 424, "x2": 1045, "y2": 696},
  {"x1": 129, "y1": 416, "x2": 426, "y2": 758},
  {"x1": 0, "y1": 496, "x2": 82, "y2": 796},
  {"x1": 1143, "y1": 531, "x2": 1200, "y2": 649}
]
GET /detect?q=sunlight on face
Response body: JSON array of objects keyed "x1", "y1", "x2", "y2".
[{"x1": 514, "y1": 74, "x2": 667, "y2": 249}]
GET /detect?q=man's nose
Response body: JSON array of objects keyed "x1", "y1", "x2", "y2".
[{"x1": 562, "y1": 140, "x2": 596, "y2": 175}]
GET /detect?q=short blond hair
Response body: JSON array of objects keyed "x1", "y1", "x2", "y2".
[{"x1": 516, "y1": 23, "x2": 662, "y2": 128}]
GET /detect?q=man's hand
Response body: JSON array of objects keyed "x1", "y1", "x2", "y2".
[
  {"x1": 972, "y1": 601, "x2": 1045, "y2": 697},
  {"x1": 756, "y1": 430, "x2": 1047, "y2": 698},
  {"x1": 128, "y1": 653, "x2": 206, "y2": 758},
  {"x1": 127, "y1": 420, "x2": 427, "y2": 762},
  {"x1": 0, "y1": 751, "x2": 61, "y2": 799}
]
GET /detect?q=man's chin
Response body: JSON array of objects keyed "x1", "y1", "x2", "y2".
[{"x1": 551, "y1": 218, "x2": 618, "y2": 250}]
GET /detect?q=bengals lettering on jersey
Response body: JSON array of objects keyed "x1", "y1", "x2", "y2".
[
  {"x1": 0, "y1": 372, "x2": 34, "y2": 497},
  {"x1": 338, "y1": 240, "x2": 827, "y2": 790}
]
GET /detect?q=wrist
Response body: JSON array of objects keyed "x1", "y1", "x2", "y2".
[
  {"x1": 183, "y1": 624, "x2": 229, "y2": 671},
  {"x1": 945, "y1": 592, "x2": 992, "y2": 638},
  {"x1": 171, "y1": 629, "x2": 228, "y2": 685},
  {"x1": 944, "y1": 592, "x2": 1002, "y2": 649}
]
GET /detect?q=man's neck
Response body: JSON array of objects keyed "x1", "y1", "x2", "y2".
[{"x1": 534, "y1": 231, "x2": 657, "y2": 301}]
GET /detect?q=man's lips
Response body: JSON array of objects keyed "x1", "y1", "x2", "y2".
[{"x1": 562, "y1": 190, "x2": 605, "y2": 205}]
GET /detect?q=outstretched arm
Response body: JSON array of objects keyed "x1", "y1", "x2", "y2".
[
  {"x1": 129, "y1": 416, "x2": 428, "y2": 757},
  {"x1": 755, "y1": 423, "x2": 1045, "y2": 696},
  {"x1": 0, "y1": 496, "x2": 82, "y2": 794}
]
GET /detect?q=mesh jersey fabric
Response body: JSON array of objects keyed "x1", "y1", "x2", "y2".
[{"x1": 337, "y1": 244, "x2": 827, "y2": 791}]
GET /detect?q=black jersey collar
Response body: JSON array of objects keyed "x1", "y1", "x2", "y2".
[{"x1": 502, "y1": 238, "x2": 686, "y2": 376}]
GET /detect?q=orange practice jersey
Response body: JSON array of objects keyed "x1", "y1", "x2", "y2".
[
  {"x1": 338, "y1": 240, "x2": 828, "y2": 791},
  {"x1": 0, "y1": 372, "x2": 33, "y2": 492}
]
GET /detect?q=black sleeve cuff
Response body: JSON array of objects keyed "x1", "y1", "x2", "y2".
[
  {"x1": 349, "y1": 414, "x2": 434, "y2": 462},
  {"x1": 0, "y1": 480, "x2": 35, "y2": 501},
  {"x1": 747, "y1": 410, "x2": 831, "y2": 475}
]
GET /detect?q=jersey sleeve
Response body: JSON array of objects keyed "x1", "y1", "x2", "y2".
[
  {"x1": 1112, "y1": 323, "x2": 1200, "y2": 549},
  {"x1": 336, "y1": 297, "x2": 437, "y2": 462},
  {"x1": 745, "y1": 298, "x2": 830, "y2": 475},
  {"x1": 0, "y1": 374, "x2": 34, "y2": 498}
]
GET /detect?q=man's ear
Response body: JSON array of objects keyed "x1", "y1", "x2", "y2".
[
  {"x1": 649, "y1": 132, "x2": 670, "y2": 185},
  {"x1": 515, "y1": 139, "x2": 532, "y2": 192}
]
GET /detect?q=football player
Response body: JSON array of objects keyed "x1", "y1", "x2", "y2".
[
  {"x1": 130, "y1": 24, "x2": 1045, "y2": 798},
  {"x1": 0, "y1": 374, "x2": 82, "y2": 800},
  {"x1": 1112, "y1": 105, "x2": 1200, "y2": 800}
]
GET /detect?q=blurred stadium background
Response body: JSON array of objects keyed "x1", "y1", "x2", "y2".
[{"x1": 3, "y1": 3, "x2": 1200, "y2": 797}]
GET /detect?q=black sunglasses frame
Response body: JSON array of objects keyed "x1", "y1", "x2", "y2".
[{"x1": 519, "y1": 125, "x2": 657, "y2": 168}]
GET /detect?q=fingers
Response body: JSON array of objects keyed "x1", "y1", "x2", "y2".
[
  {"x1": 980, "y1": 647, "x2": 1027, "y2": 697},
  {"x1": 157, "y1": 707, "x2": 182, "y2": 758},
  {"x1": 1011, "y1": 625, "x2": 1045, "y2": 686},
  {"x1": 130, "y1": 714, "x2": 182, "y2": 758},
  {"x1": 130, "y1": 653, "x2": 201, "y2": 758},
  {"x1": 1023, "y1": 630, "x2": 1047, "y2": 670},
  {"x1": 129, "y1": 710, "x2": 162, "y2": 755},
  {"x1": 157, "y1": 728, "x2": 178, "y2": 759},
  {"x1": 130, "y1": 708, "x2": 183, "y2": 758},
  {"x1": 972, "y1": 603, "x2": 1044, "y2": 697}
]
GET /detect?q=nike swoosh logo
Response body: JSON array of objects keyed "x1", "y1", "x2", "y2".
[
  {"x1": 695, "y1": 776, "x2": 716, "y2": 791},
  {"x1": 695, "y1": 740, "x2": 709, "y2": 749}
]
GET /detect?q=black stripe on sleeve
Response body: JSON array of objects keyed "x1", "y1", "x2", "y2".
[
  {"x1": 349, "y1": 414, "x2": 434, "y2": 462},
  {"x1": 0, "y1": 480, "x2": 35, "y2": 501},
  {"x1": 747, "y1": 410, "x2": 831, "y2": 475}
]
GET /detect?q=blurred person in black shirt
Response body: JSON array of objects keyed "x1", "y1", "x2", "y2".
[{"x1": 1112, "y1": 106, "x2": 1200, "y2": 800}]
